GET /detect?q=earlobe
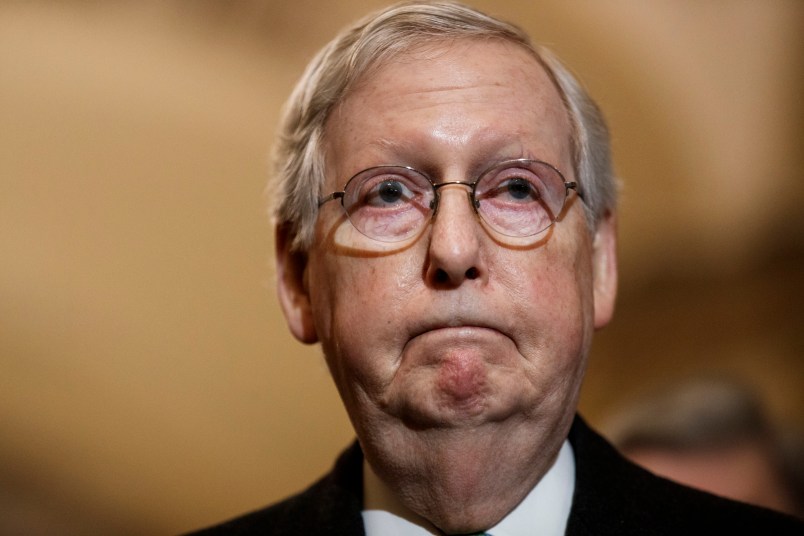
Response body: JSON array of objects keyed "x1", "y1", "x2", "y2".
[
  {"x1": 591, "y1": 211, "x2": 618, "y2": 330},
  {"x1": 275, "y1": 224, "x2": 319, "y2": 344}
]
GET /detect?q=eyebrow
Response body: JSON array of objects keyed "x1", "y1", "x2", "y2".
[
  {"x1": 371, "y1": 129, "x2": 532, "y2": 153},
  {"x1": 369, "y1": 137, "x2": 413, "y2": 155},
  {"x1": 366, "y1": 134, "x2": 535, "y2": 176}
]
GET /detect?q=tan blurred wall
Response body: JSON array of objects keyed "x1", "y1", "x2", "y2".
[{"x1": 1, "y1": 1, "x2": 802, "y2": 534}]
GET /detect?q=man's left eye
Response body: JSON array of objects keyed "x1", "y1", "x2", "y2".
[
  {"x1": 486, "y1": 176, "x2": 541, "y2": 203},
  {"x1": 505, "y1": 177, "x2": 537, "y2": 200}
]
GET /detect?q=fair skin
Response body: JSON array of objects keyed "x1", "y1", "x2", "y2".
[{"x1": 277, "y1": 39, "x2": 617, "y2": 533}]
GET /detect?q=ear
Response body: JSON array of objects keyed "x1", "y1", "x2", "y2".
[
  {"x1": 275, "y1": 224, "x2": 318, "y2": 344},
  {"x1": 591, "y1": 210, "x2": 618, "y2": 329}
]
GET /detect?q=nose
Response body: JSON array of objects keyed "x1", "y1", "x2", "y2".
[{"x1": 425, "y1": 185, "x2": 486, "y2": 287}]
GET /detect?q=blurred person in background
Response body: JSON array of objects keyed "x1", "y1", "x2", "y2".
[{"x1": 606, "y1": 376, "x2": 804, "y2": 519}]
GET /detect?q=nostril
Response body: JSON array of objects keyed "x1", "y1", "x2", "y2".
[
  {"x1": 429, "y1": 266, "x2": 480, "y2": 286},
  {"x1": 434, "y1": 269, "x2": 449, "y2": 284}
]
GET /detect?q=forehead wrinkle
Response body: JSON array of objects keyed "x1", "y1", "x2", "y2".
[
  {"x1": 328, "y1": 41, "x2": 574, "y2": 178},
  {"x1": 357, "y1": 128, "x2": 567, "y2": 186},
  {"x1": 370, "y1": 82, "x2": 519, "y2": 110},
  {"x1": 372, "y1": 137, "x2": 409, "y2": 153},
  {"x1": 368, "y1": 129, "x2": 529, "y2": 166}
]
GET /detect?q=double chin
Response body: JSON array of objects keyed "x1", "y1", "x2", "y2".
[{"x1": 362, "y1": 415, "x2": 553, "y2": 534}]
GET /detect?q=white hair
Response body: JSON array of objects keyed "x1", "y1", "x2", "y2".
[{"x1": 271, "y1": 1, "x2": 616, "y2": 251}]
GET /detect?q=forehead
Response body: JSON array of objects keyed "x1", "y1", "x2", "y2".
[{"x1": 324, "y1": 39, "x2": 573, "y2": 176}]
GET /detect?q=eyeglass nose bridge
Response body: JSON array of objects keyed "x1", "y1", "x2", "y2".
[{"x1": 430, "y1": 180, "x2": 481, "y2": 216}]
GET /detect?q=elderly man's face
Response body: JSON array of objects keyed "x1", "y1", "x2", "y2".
[{"x1": 277, "y1": 39, "x2": 616, "y2": 527}]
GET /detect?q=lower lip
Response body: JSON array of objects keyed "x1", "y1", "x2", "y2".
[{"x1": 406, "y1": 326, "x2": 506, "y2": 364}]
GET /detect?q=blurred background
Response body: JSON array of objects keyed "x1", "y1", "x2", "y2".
[{"x1": 1, "y1": 1, "x2": 802, "y2": 533}]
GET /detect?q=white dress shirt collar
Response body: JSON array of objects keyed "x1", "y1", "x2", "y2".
[{"x1": 362, "y1": 440, "x2": 575, "y2": 536}]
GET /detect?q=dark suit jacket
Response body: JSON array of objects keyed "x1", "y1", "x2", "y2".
[{"x1": 188, "y1": 416, "x2": 802, "y2": 535}]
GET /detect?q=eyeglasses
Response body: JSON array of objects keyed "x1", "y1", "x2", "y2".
[{"x1": 318, "y1": 159, "x2": 581, "y2": 243}]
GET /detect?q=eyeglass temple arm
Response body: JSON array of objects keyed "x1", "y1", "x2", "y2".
[
  {"x1": 566, "y1": 181, "x2": 584, "y2": 200},
  {"x1": 318, "y1": 191, "x2": 345, "y2": 208}
]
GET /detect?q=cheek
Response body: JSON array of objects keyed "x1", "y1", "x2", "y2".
[
  {"x1": 501, "y1": 233, "x2": 595, "y2": 363},
  {"x1": 327, "y1": 261, "x2": 408, "y2": 335},
  {"x1": 310, "y1": 253, "x2": 420, "y2": 387}
]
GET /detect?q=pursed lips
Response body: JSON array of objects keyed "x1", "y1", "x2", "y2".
[
  {"x1": 407, "y1": 315, "x2": 506, "y2": 341},
  {"x1": 403, "y1": 315, "x2": 515, "y2": 364}
]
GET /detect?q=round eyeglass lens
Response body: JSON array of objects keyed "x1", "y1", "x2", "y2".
[
  {"x1": 342, "y1": 166, "x2": 434, "y2": 242},
  {"x1": 474, "y1": 161, "x2": 567, "y2": 237}
]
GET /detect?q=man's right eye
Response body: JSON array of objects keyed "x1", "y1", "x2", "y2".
[
  {"x1": 503, "y1": 177, "x2": 538, "y2": 201},
  {"x1": 360, "y1": 178, "x2": 413, "y2": 207}
]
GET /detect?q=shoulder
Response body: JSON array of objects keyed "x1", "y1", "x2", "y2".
[
  {"x1": 567, "y1": 415, "x2": 803, "y2": 535},
  {"x1": 184, "y1": 442, "x2": 365, "y2": 536}
]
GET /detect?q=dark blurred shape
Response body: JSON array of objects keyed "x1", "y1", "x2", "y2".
[{"x1": 605, "y1": 377, "x2": 804, "y2": 518}]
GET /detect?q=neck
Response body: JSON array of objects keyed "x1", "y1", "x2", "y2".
[{"x1": 360, "y1": 423, "x2": 566, "y2": 533}]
